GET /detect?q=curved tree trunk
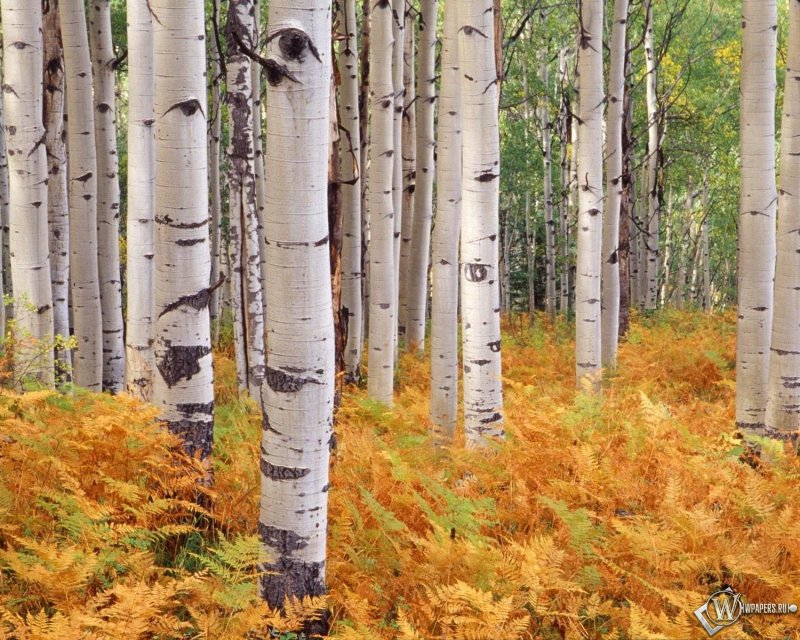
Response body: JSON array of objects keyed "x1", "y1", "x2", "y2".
[
  {"x1": 61, "y1": 0, "x2": 102, "y2": 390},
  {"x1": 600, "y1": 0, "x2": 628, "y2": 367},
  {"x1": 1, "y1": 1, "x2": 55, "y2": 386},
  {"x1": 226, "y1": 0, "x2": 266, "y2": 401},
  {"x1": 459, "y1": 0, "x2": 504, "y2": 445},
  {"x1": 152, "y1": 0, "x2": 214, "y2": 459},
  {"x1": 126, "y1": 0, "x2": 155, "y2": 399},
  {"x1": 575, "y1": 0, "x2": 604, "y2": 392},
  {"x1": 765, "y1": 0, "x2": 799, "y2": 437},
  {"x1": 260, "y1": 1, "x2": 334, "y2": 624},
  {"x1": 43, "y1": 0, "x2": 71, "y2": 378},
  {"x1": 406, "y1": 0, "x2": 438, "y2": 351},
  {"x1": 338, "y1": 0, "x2": 363, "y2": 382},
  {"x1": 737, "y1": 0, "x2": 778, "y2": 433},
  {"x1": 89, "y1": 0, "x2": 125, "y2": 392},
  {"x1": 366, "y1": 0, "x2": 396, "y2": 407},
  {"x1": 397, "y1": 17, "x2": 414, "y2": 341},
  {"x1": 430, "y1": 0, "x2": 461, "y2": 440}
]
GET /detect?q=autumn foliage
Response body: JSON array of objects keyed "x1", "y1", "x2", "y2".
[{"x1": 1, "y1": 311, "x2": 799, "y2": 639}]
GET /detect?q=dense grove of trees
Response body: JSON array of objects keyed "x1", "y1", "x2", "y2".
[{"x1": 0, "y1": 0, "x2": 798, "y2": 630}]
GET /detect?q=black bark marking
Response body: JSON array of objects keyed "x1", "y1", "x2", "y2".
[
  {"x1": 459, "y1": 25, "x2": 488, "y2": 38},
  {"x1": 480, "y1": 412, "x2": 503, "y2": 424},
  {"x1": 164, "y1": 98, "x2": 204, "y2": 118},
  {"x1": 265, "y1": 59, "x2": 299, "y2": 86},
  {"x1": 475, "y1": 170, "x2": 499, "y2": 182},
  {"x1": 156, "y1": 343, "x2": 211, "y2": 387},
  {"x1": 487, "y1": 340, "x2": 501, "y2": 353},
  {"x1": 166, "y1": 417, "x2": 213, "y2": 459},
  {"x1": 176, "y1": 401, "x2": 214, "y2": 416},
  {"x1": 159, "y1": 287, "x2": 212, "y2": 318},
  {"x1": 266, "y1": 367, "x2": 320, "y2": 393},
  {"x1": 260, "y1": 455, "x2": 311, "y2": 481},
  {"x1": 464, "y1": 263, "x2": 488, "y2": 283}
]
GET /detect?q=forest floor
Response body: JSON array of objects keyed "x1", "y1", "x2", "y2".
[{"x1": 1, "y1": 310, "x2": 799, "y2": 640}]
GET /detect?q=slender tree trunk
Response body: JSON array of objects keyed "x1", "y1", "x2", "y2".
[
  {"x1": 525, "y1": 192, "x2": 536, "y2": 317},
  {"x1": 702, "y1": 172, "x2": 711, "y2": 311},
  {"x1": 540, "y1": 57, "x2": 557, "y2": 323},
  {"x1": 0, "y1": 47, "x2": 6, "y2": 342},
  {"x1": 252, "y1": 0, "x2": 268, "y2": 324},
  {"x1": 737, "y1": 0, "x2": 778, "y2": 432},
  {"x1": 209, "y1": 0, "x2": 223, "y2": 341},
  {"x1": 643, "y1": 4, "x2": 661, "y2": 312},
  {"x1": 89, "y1": 0, "x2": 125, "y2": 392},
  {"x1": 575, "y1": 0, "x2": 604, "y2": 392},
  {"x1": 568, "y1": 88, "x2": 579, "y2": 312},
  {"x1": 406, "y1": 0, "x2": 438, "y2": 351},
  {"x1": 430, "y1": 0, "x2": 461, "y2": 439},
  {"x1": 126, "y1": 0, "x2": 155, "y2": 399},
  {"x1": 459, "y1": 0, "x2": 504, "y2": 445},
  {"x1": 637, "y1": 166, "x2": 648, "y2": 311},
  {"x1": 226, "y1": 0, "x2": 266, "y2": 401},
  {"x1": 765, "y1": 0, "x2": 799, "y2": 437},
  {"x1": 391, "y1": 0, "x2": 405, "y2": 348},
  {"x1": 619, "y1": 55, "x2": 635, "y2": 337},
  {"x1": 366, "y1": 0, "x2": 396, "y2": 407},
  {"x1": 600, "y1": 0, "x2": 628, "y2": 368},
  {"x1": 558, "y1": 47, "x2": 570, "y2": 316},
  {"x1": 338, "y1": 0, "x2": 363, "y2": 382},
  {"x1": 2, "y1": 1, "x2": 55, "y2": 386},
  {"x1": 61, "y1": 0, "x2": 102, "y2": 390},
  {"x1": 260, "y1": 2, "x2": 334, "y2": 626},
  {"x1": 43, "y1": 0, "x2": 71, "y2": 378},
  {"x1": 659, "y1": 192, "x2": 672, "y2": 305},
  {"x1": 398, "y1": 19, "x2": 415, "y2": 341},
  {"x1": 329, "y1": 76, "x2": 345, "y2": 378},
  {"x1": 152, "y1": 0, "x2": 214, "y2": 459}
]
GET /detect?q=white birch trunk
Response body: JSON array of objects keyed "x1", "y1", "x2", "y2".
[
  {"x1": 525, "y1": 192, "x2": 536, "y2": 316},
  {"x1": 558, "y1": 47, "x2": 570, "y2": 316},
  {"x1": 209, "y1": 2, "x2": 223, "y2": 340},
  {"x1": 260, "y1": 1, "x2": 334, "y2": 618},
  {"x1": 0, "y1": 50, "x2": 6, "y2": 341},
  {"x1": 430, "y1": 0, "x2": 461, "y2": 439},
  {"x1": 398, "y1": 19, "x2": 415, "y2": 340},
  {"x1": 737, "y1": 0, "x2": 778, "y2": 432},
  {"x1": 43, "y1": 0, "x2": 71, "y2": 377},
  {"x1": 125, "y1": 0, "x2": 155, "y2": 399},
  {"x1": 337, "y1": 0, "x2": 363, "y2": 381},
  {"x1": 391, "y1": 0, "x2": 404, "y2": 349},
  {"x1": 600, "y1": 0, "x2": 628, "y2": 368},
  {"x1": 226, "y1": 0, "x2": 266, "y2": 400},
  {"x1": 89, "y1": 0, "x2": 125, "y2": 392},
  {"x1": 459, "y1": 0, "x2": 504, "y2": 444},
  {"x1": 61, "y1": 0, "x2": 102, "y2": 390},
  {"x1": 2, "y1": 1, "x2": 55, "y2": 386},
  {"x1": 151, "y1": 0, "x2": 214, "y2": 458},
  {"x1": 540, "y1": 58, "x2": 557, "y2": 323},
  {"x1": 252, "y1": 0, "x2": 268, "y2": 322},
  {"x1": 765, "y1": 0, "x2": 799, "y2": 437},
  {"x1": 629, "y1": 167, "x2": 641, "y2": 309},
  {"x1": 366, "y1": 1, "x2": 396, "y2": 407},
  {"x1": 406, "y1": 0, "x2": 438, "y2": 351},
  {"x1": 643, "y1": 4, "x2": 660, "y2": 312},
  {"x1": 575, "y1": 0, "x2": 604, "y2": 392}
]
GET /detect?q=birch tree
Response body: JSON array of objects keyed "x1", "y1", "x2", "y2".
[
  {"x1": 0, "y1": 54, "x2": 6, "y2": 342},
  {"x1": 337, "y1": 0, "x2": 363, "y2": 381},
  {"x1": 42, "y1": 0, "x2": 71, "y2": 376},
  {"x1": 737, "y1": 0, "x2": 777, "y2": 432},
  {"x1": 406, "y1": 0, "x2": 438, "y2": 351},
  {"x1": 600, "y1": 0, "x2": 629, "y2": 368},
  {"x1": 89, "y1": 0, "x2": 125, "y2": 392},
  {"x1": 209, "y1": 0, "x2": 223, "y2": 339},
  {"x1": 260, "y1": 0, "x2": 334, "y2": 620},
  {"x1": 398, "y1": 18, "x2": 415, "y2": 340},
  {"x1": 126, "y1": 0, "x2": 155, "y2": 399},
  {"x1": 391, "y1": 0, "x2": 404, "y2": 346},
  {"x1": 1, "y1": 0, "x2": 54, "y2": 386},
  {"x1": 459, "y1": 0, "x2": 504, "y2": 444},
  {"x1": 151, "y1": 0, "x2": 214, "y2": 459},
  {"x1": 226, "y1": 0, "x2": 266, "y2": 400},
  {"x1": 574, "y1": 0, "x2": 604, "y2": 391},
  {"x1": 765, "y1": 0, "x2": 799, "y2": 437},
  {"x1": 61, "y1": 0, "x2": 102, "y2": 390},
  {"x1": 643, "y1": 4, "x2": 662, "y2": 312},
  {"x1": 366, "y1": 0, "x2": 396, "y2": 407},
  {"x1": 540, "y1": 55, "x2": 556, "y2": 323},
  {"x1": 430, "y1": 0, "x2": 461, "y2": 439}
]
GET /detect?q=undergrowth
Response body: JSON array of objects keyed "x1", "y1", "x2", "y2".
[{"x1": 1, "y1": 310, "x2": 799, "y2": 639}]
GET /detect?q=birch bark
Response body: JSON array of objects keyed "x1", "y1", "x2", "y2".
[
  {"x1": 2, "y1": 0, "x2": 55, "y2": 386},
  {"x1": 737, "y1": 0, "x2": 778, "y2": 432},
  {"x1": 260, "y1": 1, "x2": 334, "y2": 620},
  {"x1": 459, "y1": 0, "x2": 504, "y2": 444}
]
